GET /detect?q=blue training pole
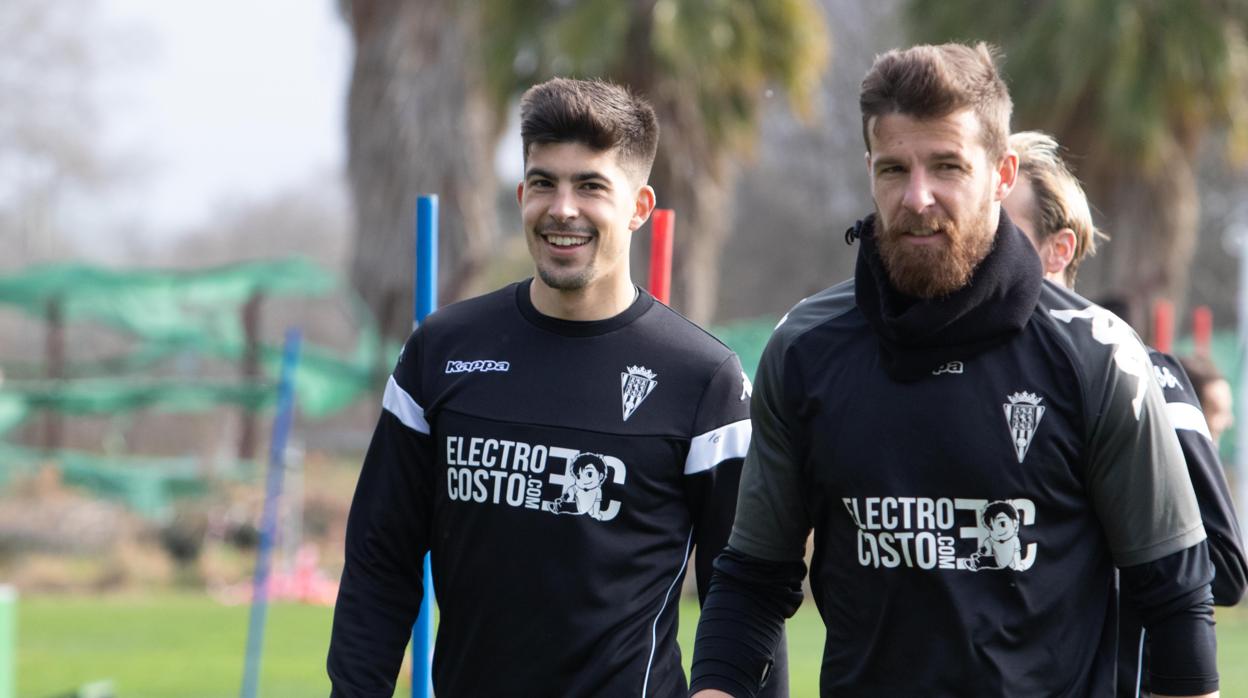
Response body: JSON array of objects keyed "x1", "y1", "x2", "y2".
[
  {"x1": 240, "y1": 329, "x2": 303, "y2": 698},
  {"x1": 412, "y1": 195, "x2": 438, "y2": 698}
]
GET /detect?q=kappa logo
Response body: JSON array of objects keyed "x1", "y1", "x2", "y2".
[
  {"x1": 1003, "y1": 391, "x2": 1045, "y2": 462},
  {"x1": 1050, "y1": 306, "x2": 1150, "y2": 418},
  {"x1": 932, "y1": 361, "x2": 964, "y2": 376},
  {"x1": 740, "y1": 370, "x2": 753, "y2": 401},
  {"x1": 620, "y1": 365, "x2": 658, "y2": 421},
  {"x1": 1153, "y1": 363, "x2": 1180, "y2": 390},
  {"x1": 445, "y1": 359, "x2": 510, "y2": 374}
]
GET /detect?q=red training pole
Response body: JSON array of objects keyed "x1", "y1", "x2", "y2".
[
  {"x1": 649, "y1": 209, "x2": 674, "y2": 305},
  {"x1": 1152, "y1": 298, "x2": 1174, "y2": 354},
  {"x1": 1193, "y1": 305, "x2": 1213, "y2": 357}
]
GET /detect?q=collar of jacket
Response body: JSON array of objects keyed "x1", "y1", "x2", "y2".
[{"x1": 851, "y1": 210, "x2": 1043, "y2": 382}]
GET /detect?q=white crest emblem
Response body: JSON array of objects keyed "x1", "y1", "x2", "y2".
[
  {"x1": 620, "y1": 365, "x2": 658, "y2": 421},
  {"x1": 1003, "y1": 391, "x2": 1045, "y2": 463}
]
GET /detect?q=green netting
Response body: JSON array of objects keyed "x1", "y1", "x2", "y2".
[
  {"x1": 0, "y1": 442, "x2": 215, "y2": 520},
  {"x1": 0, "y1": 258, "x2": 383, "y2": 438},
  {"x1": 0, "y1": 393, "x2": 24, "y2": 436},
  {"x1": 261, "y1": 326, "x2": 383, "y2": 419},
  {"x1": 2, "y1": 377, "x2": 273, "y2": 413},
  {"x1": 0, "y1": 258, "x2": 334, "y2": 349},
  {"x1": 712, "y1": 317, "x2": 779, "y2": 379}
]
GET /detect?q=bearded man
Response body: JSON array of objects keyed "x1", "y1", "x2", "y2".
[{"x1": 688, "y1": 43, "x2": 1221, "y2": 698}]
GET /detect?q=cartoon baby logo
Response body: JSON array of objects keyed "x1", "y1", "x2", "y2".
[
  {"x1": 967, "y1": 500, "x2": 1032, "y2": 571},
  {"x1": 548, "y1": 452, "x2": 611, "y2": 520}
]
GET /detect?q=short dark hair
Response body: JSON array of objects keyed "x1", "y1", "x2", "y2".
[
  {"x1": 982, "y1": 500, "x2": 1019, "y2": 526},
  {"x1": 860, "y1": 42, "x2": 1012, "y2": 159},
  {"x1": 571, "y1": 452, "x2": 607, "y2": 478},
  {"x1": 519, "y1": 77, "x2": 659, "y2": 182}
]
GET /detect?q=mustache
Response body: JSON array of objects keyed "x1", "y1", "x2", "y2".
[
  {"x1": 883, "y1": 212, "x2": 951, "y2": 236},
  {"x1": 538, "y1": 222, "x2": 596, "y2": 236}
]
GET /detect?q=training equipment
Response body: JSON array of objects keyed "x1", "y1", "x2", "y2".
[{"x1": 411, "y1": 195, "x2": 437, "y2": 698}]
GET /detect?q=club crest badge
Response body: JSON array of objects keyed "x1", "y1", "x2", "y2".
[
  {"x1": 1003, "y1": 391, "x2": 1045, "y2": 463},
  {"x1": 620, "y1": 365, "x2": 658, "y2": 421}
]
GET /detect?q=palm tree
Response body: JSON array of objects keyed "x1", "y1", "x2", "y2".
[
  {"x1": 340, "y1": 0, "x2": 498, "y2": 342},
  {"x1": 907, "y1": 0, "x2": 1248, "y2": 330},
  {"x1": 479, "y1": 0, "x2": 830, "y2": 324}
]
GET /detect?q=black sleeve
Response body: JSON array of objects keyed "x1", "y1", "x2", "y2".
[
  {"x1": 1175, "y1": 426, "x2": 1247, "y2": 606},
  {"x1": 685, "y1": 353, "x2": 752, "y2": 602},
  {"x1": 1157, "y1": 352, "x2": 1247, "y2": 605},
  {"x1": 689, "y1": 547, "x2": 806, "y2": 698},
  {"x1": 328, "y1": 343, "x2": 436, "y2": 697},
  {"x1": 686, "y1": 463, "x2": 792, "y2": 698},
  {"x1": 686, "y1": 458, "x2": 744, "y2": 604},
  {"x1": 1119, "y1": 542, "x2": 1218, "y2": 696}
]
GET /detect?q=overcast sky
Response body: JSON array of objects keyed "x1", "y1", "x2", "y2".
[{"x1": 88, "y1": 0, "x2": 350, "y2": 238}]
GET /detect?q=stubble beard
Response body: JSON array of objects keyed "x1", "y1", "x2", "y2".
[
  {"x1": 534, "y1": 221, "x2": 596, "y2": 291},
  {"x1": 876, "y1": 197, "x2": 997, "y2": 299}
]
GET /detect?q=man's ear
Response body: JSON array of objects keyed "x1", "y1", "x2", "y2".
[
  {"x1": 994, "y1": 150, "x2": 1019, "y2": 201},
  {"x1": 1044, "y1": 228, "x2": 1077, "y2": 275},
  {"x1": 629, "y1": 185, "x2": 657, "y2": 231},
  {"x1": 516, "y1": 181, "x2": 525, "y2": 207}
]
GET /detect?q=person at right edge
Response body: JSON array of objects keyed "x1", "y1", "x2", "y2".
[
  {"x1": 1001, "y1": 129, "x2": 1246, "y2": 697},
  {"x1": 688, "y1": 42, "x2": 1222, "y2": 697}
]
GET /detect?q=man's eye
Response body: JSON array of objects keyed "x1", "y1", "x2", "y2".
[{"x1": 582, "y1": 182, "x2": 605, "y2": 191}]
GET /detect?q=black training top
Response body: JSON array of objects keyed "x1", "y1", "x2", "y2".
[
  {"x1": 725, "y1": 215, "x2": 1207, "y2": 696},
  {"x1": 1116, "y1": 349, "x2": 1246, "y2": 697},
  {"x1": 328, "y1": 280, "x2": 754, "y2": 697}
]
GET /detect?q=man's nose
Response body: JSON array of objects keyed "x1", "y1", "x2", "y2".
[
  {"x1": 902, "y1": 171, "x2": 935, "y2": 214},
  {"x1": 549, "y1": 186, "x2": 578, "y2": 221}
]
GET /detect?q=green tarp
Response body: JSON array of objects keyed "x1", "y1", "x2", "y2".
[
  {"x1": 0, "y1": 258, "x2": 334, "y2": 350},
  {"x1": 0, "y1": 259, "x2": 379, "y2": 437}
]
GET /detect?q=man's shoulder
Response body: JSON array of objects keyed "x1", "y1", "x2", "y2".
[
  {"x1": 1033, "y1": 281, "x2": 1137, "y2": 362},
  {"x1": 1147, "y1": 349, "x2": 1201, "y2": 406},
  {"x1": 638, "y1": 296, "x2": 739, "y2": 368},
  {"x1": 768, "y1": 278, "x2": 860, "y2": 349},
  {"x1": 418, "y1": 283, "x2": 520, "y2": 336}
]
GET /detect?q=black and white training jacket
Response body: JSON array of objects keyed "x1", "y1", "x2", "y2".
[{"x1": 329, "y1": 280, "x2": 763, "y2": 697}]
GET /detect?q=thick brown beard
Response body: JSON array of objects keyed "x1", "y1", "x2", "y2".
[{"x1": 876, "y1": 203, "x2": 997, "y2": 299}]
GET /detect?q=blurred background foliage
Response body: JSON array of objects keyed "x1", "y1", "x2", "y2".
[{"x1": 1, "y1": 6, "x2": 1247, "y2": 693}]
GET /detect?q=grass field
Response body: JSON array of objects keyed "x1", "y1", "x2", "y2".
[{"x1": 14, "y1": 593, "x2": 1248, "y2": 697}]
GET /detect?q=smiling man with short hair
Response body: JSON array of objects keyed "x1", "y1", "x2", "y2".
[{"x1": 328, "y1": 77, "x2": 784, "y2": 697}]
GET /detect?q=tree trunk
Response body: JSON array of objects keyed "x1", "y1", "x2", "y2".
[
  {"x1": 344, "y1": 0, "x2": 497, "y2": 342},
  {"x1": 648, "y1": 133, "x2": 734, "y2": 326},
  {"x1": 1080, "y1": 143, "x2": 1200, "y2": 336},
  {"x1": 238, "y1": 292, "x2": 262, "y2": 462},
  {"x1": 613, "y1": 1, "x2": 735, "y2": 327},
  {"x1": 630, "y1": 89, "x2": 731, "y2": 325}
]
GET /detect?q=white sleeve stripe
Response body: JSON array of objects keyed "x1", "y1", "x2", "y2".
[
  {"x1": 382, "y1": 374, "x2": 430, "y2": 435},
  {"x1": 685, "y1": 419, "x2": 752, "y2": 475},
  {"x1": 1166, "y1": 401, "x2": 1211, "y2": 441}
]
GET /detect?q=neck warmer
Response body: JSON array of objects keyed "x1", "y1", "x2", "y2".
[{"x1": 850, "y1": 211, "x2": 1042, "y2": 382}]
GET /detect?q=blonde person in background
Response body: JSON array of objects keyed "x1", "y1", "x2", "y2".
[{"x1": 1003, "y1": 130, "x2": 1246, "y2": 698}]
